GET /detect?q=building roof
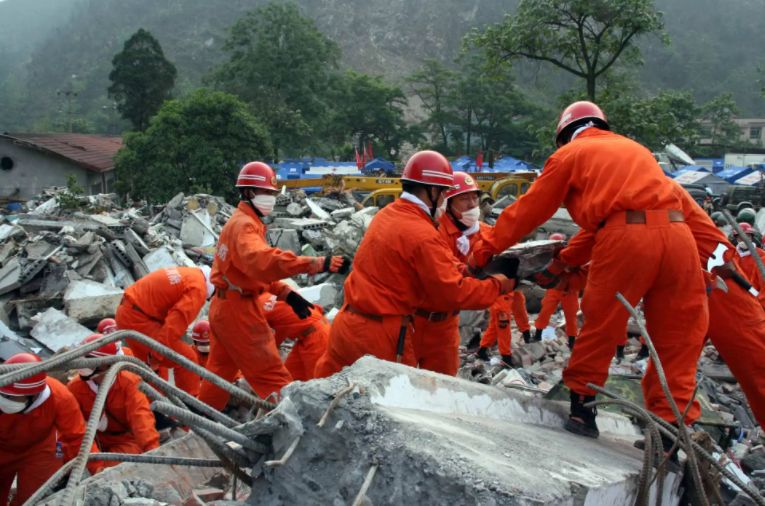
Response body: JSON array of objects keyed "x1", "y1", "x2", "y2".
[{"x1": 1, "y1": 133, "x2": 123, "y2": 173}]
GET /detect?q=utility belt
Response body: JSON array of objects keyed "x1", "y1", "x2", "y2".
[
  {"x1": 215, "y1": 275, "x2": 255, "y2": 300},
  {"x1": 345, "y1": 305, "x2": 413, "y2": 363},
  {"x1": 120, "y1": 297, "x2": 161, "y2": 323},
  {"x1": 713, "y1": 260, "x2": 738, "y2": 280},
  {"x1": 413, "y1": 308, "x2": 460, "y2": 323},
  {"x1": 601, "y1": 210, "x2": 685, "y2": 229},
  {"x1": 299, "y1": 318, "x2": 329, "y2": 339}
]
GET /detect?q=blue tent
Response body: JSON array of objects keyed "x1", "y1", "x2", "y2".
[
  {"x1": 673, "y1": 165, "x2": 710, "y2": 174},
  {"x1": 695, "y1": 158, "x2": 725, "y2": 174},
  {"x1": 364, "y1": 158, "x2": 395, "y2": 172},
  {"x1": 717, "y1": 166, "x2": 754, "y2": 184}
]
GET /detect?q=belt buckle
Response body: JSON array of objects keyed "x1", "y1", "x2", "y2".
[{"x1": 428, "y1": 312, "x2": 444, "y2": 323}]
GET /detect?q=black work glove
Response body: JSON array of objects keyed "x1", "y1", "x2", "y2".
[
  {"x1": 285, "y1": 291, "x2": 315, "y2": 320},
  {"x1": 322, "y1": 255, "x2": 353, "y2": 274}
]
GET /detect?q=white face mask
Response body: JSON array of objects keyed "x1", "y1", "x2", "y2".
[
  {"x1": 0, "y1": 395, "x2": 28, "y2": 414},
  {"x1": 196, "y1": 345, "x2": 210, "y2": 354},
  {"x1": 78, "y1": 368, "x2": 96, "y2": 379},
  {"x1": 97, "y1": 414, "x2": 109, "y2": 432},
  {"x1": 434, "y1": 199, "x2": 447, "y2": 219},
  {"x1": 738, "y1": 240, "x2": 749, "y2": 251},
  {"x1": 457, "y1": 206, "x2": 480, "y2": 228},
  {"x1": 251, "y1": 195, "x2": 276, "y2": 216}
]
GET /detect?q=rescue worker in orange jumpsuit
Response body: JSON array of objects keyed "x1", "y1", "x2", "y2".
[
  {"x1": 314, "y1": 152, "x2": 515, "y2": 378},
  {"x1": 97, "y1": 318, "x2": 118, "y2": 334},
  {"x1": 198, "y1": 162, "x2": 350, "y2": 410},
  {"x1": 259, "y1": 293, "x2": 329, "y2": 382},
  {"x1": 191, "y1": 320, "x2": 212, "y2": 368},
  {"x1": 116, "y1": 265, "x2": 214, "y2": 397},
  {"x1": 554, "y1": 179, "x2": 765, "y2": 430},
  {"x1": 68, "y1": 335, "x2": 159, "y2": 466},
  {"x1": 733, "y1": 222, "x2": 765, "y2": 300},
  {"x1": 532, "y1": 233, "x2": 580, "y2": 350},
  {"x1": 469, "y1": 102, "x2": 709, "y2": 439},
  {"x1": 0, "y1": 353, "x2": 102, "y2": 506}
]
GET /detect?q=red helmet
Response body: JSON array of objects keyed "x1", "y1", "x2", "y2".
[
  {"x1": 735, "y1": 222, "x2": 756, "y2": 236},
  {"x1": 236, "y1": 162, "x2": 279, "y2": 191},
  {"x1": 97, "y1": 318, "x2": 118, "y2": 334},
  {"x1": 401, "y1": 151, "x2": 454, "y2": 188},
  {"x1": 556, "y1": 101, "x2": 609, "y2": 147},
  {"x1": 549, "y1": 233, "x2": 566, "y2": 241},
  {"x1": 81, "y1": 334, "x2": 123, "y2": 357},
  {"x1": 0, "y1": 353, "x2": 46, "y2": 396},
  {"x1": 445, "y1": 172, "x2": 480, "y2": 199},
  {"x1": 191, "y1": 320, "x2": 211, "y2": 343}
]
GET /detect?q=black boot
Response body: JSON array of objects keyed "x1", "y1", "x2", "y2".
[
  {"x1": 500, "y1": 354, "x2": 514, "y2": 369},
  {"x1": 568, "y1": 335, "x2": 576, "y2": 351},
  {"x1": 637, "y1": 343, "x2": 650, "y2": 359},
  {"x1": 616, "y1": 345, "x2": 625, "y2": 361},
  {"x1": 475, "y1": 346, "x2": 490, "y2": 361},
  {"x1": 533, "y1": 328, "x2": 543, "y2": 342},
  {"x1": 565, "y1": 392, "x2": 599, "y2": 438},
  {"x1": 633, "y1": 429, "x2": 680, "y2": 472},
  {"x1": 522, "y1": 330, "x2": 531, "y2": 344}
]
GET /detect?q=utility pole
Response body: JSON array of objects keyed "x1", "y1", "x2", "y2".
[
  {"x1": 57, "y1": 91, "x2": 78, "y2": 133},
  {"x1": 102, "y1": 102, "x2": 117, "y2": 135}
]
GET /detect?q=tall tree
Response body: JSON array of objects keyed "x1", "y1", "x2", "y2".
[
  {"x1": 115, "y1": 89, "x2": 271, "y2": 204},
  {"x1": 211, "y1": 2, "x2": 341, "y2": 161},
  {"x1": 701, "y1": 92, "x2": 741, "y2": 151},
  {"x1": 108, "y1": 28, "x2": 177, "y2": 132},
  {"x1": 466, "y1": 0, "x2": 667, "y2": 100},
  {"x1": 405, "y1": 59, "x2": 457, "y2": 150}
]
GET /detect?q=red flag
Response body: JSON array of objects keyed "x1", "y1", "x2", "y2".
[
  {"x1": 477, "y1": 149, "x2": 484, "y2": 173},
  {"x1": 458, "y1": 146, "x2": 461, "y2": 158},
  {"x1": 362, "y1": 144, "x2": 368, "y2": 168},
  {"x1": 355, "y1": 148, "x2": 362, "y2": 169},
  {"x1": 368, "y1": 141, "x2": 374, "y2": 160}
]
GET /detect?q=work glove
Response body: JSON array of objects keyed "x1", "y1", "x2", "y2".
[
  {"x1": 467, "y1": 239, "x2": 496, "y2": 274},
  {"x1": 532, "y1": 258, "x2": 568, "y2": 289},
  {"x1": 553, "y1": 266, "x2": 589, "y2": 292},
  {"x1": 490, "y1": 274, "x2": 516, "y2": 295},
  {"x1": 308, "y1": 256, "x2": 352, "y2": 275},
  {"x1": 285, "y1": 290, "x2": 315, "y2": 320}
]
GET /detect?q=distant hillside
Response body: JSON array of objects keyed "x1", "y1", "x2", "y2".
[{"x1": 1, "y1": 0, "x2": 764, "y2": 133}]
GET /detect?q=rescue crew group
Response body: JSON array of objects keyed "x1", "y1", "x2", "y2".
[{"x1": 3, "y1": 101, "x2": 765, "y2": 506}]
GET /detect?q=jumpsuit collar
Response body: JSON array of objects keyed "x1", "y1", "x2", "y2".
[
  {"x1": 237, "y1": 201, "x2": 264, "y2": 225},
  {"x1": 23, "y1": 384, "x2": 51, "y2": 414},
  {"x1": 570, "y1": 123, "x2": 595, "y2": 142},
  {"x1": 400, "y1": 192, "x2": 432, "y2": 217}
]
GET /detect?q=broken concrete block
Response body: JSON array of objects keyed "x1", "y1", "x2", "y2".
[
  {"x1": 76, "y1": 250, "x2": 103, "y2": 277},
  {"x1": 24, "y1": 240, "x2": 56, "y2": 260},
  {"x1": 297, "y1": 283, "x2": 339, "y2": 309},
  {"x1": 143, "y1": 246, "x2": 195, "y2": 273},
  {"x1": 63, "y1": 280, "x2": 123, "y2": 324},
  {"x1": 124, "y1": 229, "x2": 150, "y2": 256},
  {"x1": 286, "y1": 203, "x2": 304, "y2": 217},
  {"x1": 180, "y1": 210, "x2": 217, "y2": 248},
  {"x1": 266, "y1": 229, "x2": 301, "y2": 255},
  {"x1": 350, "y1": 212, "x2": 374, "y2": 230},
  {"x1": 301, "y1": 229, "x2": 324, "y2": 247},
  {"x1": 0, "y1": 242, "x2": 17, "y2": 267},
  {"x1": 274, "y1": 218, "x2": 330, "y2": 231},
  {"x1": 30, "y1": 308, "x2": 92, "y2": 352},
  {"x1": 306, "y1": 199, "x2": 331, "y2": 220},
  {"x1": 328, "y1": 220, "x2": 363, "y2": 252},
  {"x1": 192, "y1": 488, "x2": 225, "y2": 502},
  {"x1": 167, "y1": 192, "x2": 185, "y2": 209},
  {"x1": 0, "y1": 257, "x2": 22, "y2": 295},
  {"x1": 183, "y1": 494, "x2": 205, "y2": 506},
  {"x1": 330, "y1": 207, "x2": 354, "y2": 222}
]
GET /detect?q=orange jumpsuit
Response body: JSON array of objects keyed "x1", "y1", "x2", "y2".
[
  {"x1": 116, "y1": 267, "x2": 204, "y2": 397},
  {"x1": 534, "y1": 289, "x2": 580, "y2": 337},
  {"x1": 737, "y1": 246, "x2": 765, "y2": 308},
  {"x1": 198, "y1": 202, "x2": 320, "y2": 410},
  {"x1": 315, "y1": 198, "x2": 502, "y2": 378},
  {"x1": 68, "y1": 372, "x2": 159, "y2": 466},
  {"x1": 259, "y1": 294, "x2": 329, "y2": 382},
  {"x1": 475, "y1": 128, "x2": 708, "y2": 424},
  {"x1": 0, "y1": 378, "x2": 102, "y2": 506},
  {"x1": 558, "y1": 179, "x2": 765, "y2": 427}
]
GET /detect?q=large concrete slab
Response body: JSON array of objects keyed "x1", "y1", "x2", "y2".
[
  {"x1": 242, "y1": 357, "x2": 680, "y2": 506},
  {"x1": 30, "y1": 308, "x2": 92, "y2": 351},
  {"x1": 63, "y1": 279, "x2": 123, "y2": 324},
  {"x1": 143, "y1": 246, "x2": 196, "y2": 273}
]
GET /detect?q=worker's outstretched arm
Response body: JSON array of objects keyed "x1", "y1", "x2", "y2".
[{"x1": 558, "y1": 230, "x2": 596, "y2": 267}]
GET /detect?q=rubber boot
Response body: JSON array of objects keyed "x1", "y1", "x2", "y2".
[
  {"x1": 568, "y1": 335, "x2": 576, "y2": 351},
  {"x1": 565, "y1": 392, "x2": 599, "y2": 438},
  {"x1": 500, "y1": 354, "x2": 514, "y2": 369},
  {"x1": 522, "y1": 330, "x2": 531, "y2": 344},
  {"x1": 475, "y1": 346, "x2": 490, "y2": 361},
  {"x1": 533, "y1": 328, "x2": 543, "y2": 342},
  {"x1": 637, "y1": 343, "x2": 650, "y2": 359},
  {"x1": 616, "y1": 345, "x2": 625, "y2": 361}
]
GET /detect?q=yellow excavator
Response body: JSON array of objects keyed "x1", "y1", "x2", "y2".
[{"x1": 283, "y1": 172, "x2": 537, "y2": 209}]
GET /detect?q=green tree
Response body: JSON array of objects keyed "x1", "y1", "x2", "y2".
[
  {"x1": 115, "y1": 88, "x2": 271, "y2": 204},
  {"x1": 328, "y1": 70, "x2": 409, "y2": 159},
  {"x1": 211, "y1": 2, "x2": 341, "y2": 161},
  {"x1": 56, "y1": 173, "x2": 84, "y2": 210},
  {"x1": 108, "y1": 29, "x2": 177, "y2": 132},
  {"x1": 700, "y1": 92, "x2": 741, "y2": 151},
  {"x1": 405, "y1": 59, "x2": 458, "y2": 151},
  {"x1": 466, "y1": 0, "x2": 667, "y2": 100}
]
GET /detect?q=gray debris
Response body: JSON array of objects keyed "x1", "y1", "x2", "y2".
[
  {"x1": 63, "y1": 279, "x2": 123, "y2": 324},
  {"x1": 30, "y1": 308, "x2": 91, "y2": 352},
  {"x1": 266, "y1": 229, "x2": 301, "y2": 255}
]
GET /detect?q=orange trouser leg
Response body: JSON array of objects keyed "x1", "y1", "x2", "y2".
[
  {"x1": 412, "y1": 315, "x2": 460, "y2": 376},
  {"x1": 511, "y1": 293, "x2": 531, "y2": 333},
  {"x1": 198, "y1": 297, "x2": 293, "y2": 410},
  {"x1": 480, "y1": 296, "x2": 512, "y2": 355},
  {"x1": 314, "y1": 309, "x2": 415, "y2": 379},
  {"x1": 534, "y1": 290, "x2": 563, "y2": 330},
  {"x1": 116, "y1": 305, "x2": 200, "y2": 397},
  {"x1": 561, "y1": 292, "x2": 580, "y2": 337},
  {"x1": 708, "y1": 279, "x2": 765, "y2": 427},
  {"x1": 285, "y1": 325, "x2": 330, "y2": 381},
  {"x1": 619, "y1": 329, "x2": 628, "y2": 347},
  {"x1": 563, "y1": 219, "x2": 707, "y2": 424},
  {"x1": 0, "y1": 448, "x2": 62, "y2": 506}
]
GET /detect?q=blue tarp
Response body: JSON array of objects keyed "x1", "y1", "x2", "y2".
[
  {"x1": 695, "y1": 158, "x2": 725, "y2": 174},
  {"x1": 363, "y1": 158, "x2": 395, "y2": 172},
  {"x1": 717, "y1": 166, "x2": 754, "y2": 184},
  {"x1": 674, "y1": 165, "x2": 710, "y2": 174}
]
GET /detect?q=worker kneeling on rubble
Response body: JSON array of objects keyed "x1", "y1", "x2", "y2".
[
  {"x1": 198, "y1": 162, "x2": 350, "y2": 410},
  {"x1": 469, "y1": 102, "x2": 708, "y2": 439},
  {"x1": 0, "y1": 353, "x2": 103, "y2": 506},
  {"x1": 315, "y1": 152, "x2": 514, "y2": 378},
  {"x1": 260, "y1": 293, "x2": 329, "y2": 381},
  {"x1": 68, "y1": 334, "x2": 160, "y2": 466},
  {"x1": 115, "y1": 265, "x2": 214, "y2": 397}
]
